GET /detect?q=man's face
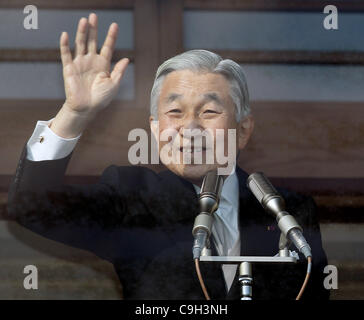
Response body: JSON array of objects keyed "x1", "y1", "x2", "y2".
[{"x1": 150, "y1": 69, "x2": 253, "y2": 185}]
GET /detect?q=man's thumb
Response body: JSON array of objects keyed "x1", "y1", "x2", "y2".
[{"x1": 111, "y1": 58, "x2": 129, "y2": 85}]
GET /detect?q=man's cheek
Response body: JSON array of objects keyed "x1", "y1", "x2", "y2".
[
  {"x1": 215, "y1": 129, "x2": 237, "y2": 175},
  {"x1": 158, "y1": 131, "x2": 181, "y2": 166}
]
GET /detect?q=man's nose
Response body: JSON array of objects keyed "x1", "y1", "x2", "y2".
[{"x1": 179, "y1": 118, "x2": 203, "y2": 137}]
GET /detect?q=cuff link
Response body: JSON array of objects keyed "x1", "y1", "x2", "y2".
[{"x1": 38, "y1": 136, "x2": 44, "y2": 143}]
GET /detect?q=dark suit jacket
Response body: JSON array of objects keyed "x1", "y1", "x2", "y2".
[{"x1": 7, "y1": 145, "x2": 329, "y2": 300}]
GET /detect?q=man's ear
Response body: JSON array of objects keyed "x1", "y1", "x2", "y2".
[
  {"x1": 237, "y1": 115, "x2": 254, "y2": 151},
  {"x1": 149, "y1": 115, "x2": 158, "y2": 140}
]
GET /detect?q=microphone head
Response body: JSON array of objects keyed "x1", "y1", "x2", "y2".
[
  {"x1": 247, "y1": 172, "x2": 279, "y2": 202},
  {"x1": 200, "y1": 169, "x2": 224, "y2": 195},
  {"x1": 247, "y1": 174, "x2": 311, "y2": 258},
  {"x1": 199, "y1": 170, "x2": 224, "y2": 215},
  {"x1": 247, "y1": 172, "x2": 285, "y2": 216}
]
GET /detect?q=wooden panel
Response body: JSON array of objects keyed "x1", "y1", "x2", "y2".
[
  {"x1": 1, "y1": 99, "x2": 364, "y2": 178},
  {"x1": 0, "y1": 49, "x2": 134, "y2": 63},
  {"x1": 184, "y1": 0, "x2": 364, "y2": 12},
  {"x1": 3, "y1": 175, "x2": 364, "y2": 195},
  {"x1": 2, "y1": 190, "x2": 364, "y2": 222},
  {"x1": 3, "y1": 49, "x2": 364, "y2": 65},
  {"x1": 0, "y1": 0, "x2": 134, "y2": 9},
  {"x1": 3, "y1": 0, "x2": 364, "y2": 12},
  {"x1": 159, "y1": 0, "x2": 184, "y2": 63},
  {"x1": 134, "y1": 0, "x2": 160, "y2": 109},
  {"x1": 5, "y1": 49, "x2": 364, "y2": 65},
  {"x1": 0, "y1": 193, "x2": 7, "y2": 219},
  {"x1": 0, "y1": 99, "x2": 141, "y2": 176},
  {"x1": 213, "y1": 50, "x2": 364, "y2": 65},
  {"x1": 269, "y1": 177, "x2": 364, "y2": 196},
  {"x1": 240, "y1": 101, "x2": 364, "y2": 178}
]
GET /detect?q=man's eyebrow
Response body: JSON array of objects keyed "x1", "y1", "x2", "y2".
[
  {"x1": 165, "y1": 93, "x2": 182, "y2": 104},
  {"x1": 203, "y1": 92, "x2": 223, "y2": 106},
  {"x1": 164, "y1": 92, "x2": 223, "y2": 105}
]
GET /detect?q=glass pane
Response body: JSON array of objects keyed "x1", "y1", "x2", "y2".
[
  {"x1": 242, "y1": 64, "x2": 364, "y2": 101},
  {"x1": 0, "y1": 62, "x2": 134, "y2": 100},
  {"x1": 0, "y1": 9, "x2": 133, "y2": 49},
  {"x1": 184, "y1": 10, "x2": 364, "y2": 51}
]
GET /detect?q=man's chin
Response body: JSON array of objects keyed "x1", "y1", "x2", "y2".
[{"x1": 165, "y1": 163, "x2": 219, "y2": 186}]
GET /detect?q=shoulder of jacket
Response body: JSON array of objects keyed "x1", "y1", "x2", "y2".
[{"x1": 100, "y1": 165, "x2": 160, "y2": 191}]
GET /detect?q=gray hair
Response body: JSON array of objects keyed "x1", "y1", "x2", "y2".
[{"x1": 150, "y1": 49, "x2": 250, "y2": 122}]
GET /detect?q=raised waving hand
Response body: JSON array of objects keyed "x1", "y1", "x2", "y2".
[{"x1": 51, "y1": 13, "x2": 129, "y2": 138}]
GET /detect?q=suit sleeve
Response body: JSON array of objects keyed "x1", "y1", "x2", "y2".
[{"x1": 7, "y1": 144, "x2": 128, "y2": 262}]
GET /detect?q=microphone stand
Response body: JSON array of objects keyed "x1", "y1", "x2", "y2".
[{"x1": 199, "y1": 232, "x2": 297, "y2": 300}]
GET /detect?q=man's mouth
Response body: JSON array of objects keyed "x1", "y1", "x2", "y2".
[{"x1": 179, "y1": 146, "x2": 207, "y2": 153}]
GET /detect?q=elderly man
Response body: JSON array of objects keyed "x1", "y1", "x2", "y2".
[{"x1": 8, "y1": 14, "x2": 328, "y2": 300}]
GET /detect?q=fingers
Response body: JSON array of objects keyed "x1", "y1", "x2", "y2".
[
  {"x1": 75, "y1": 17, "x2": 88, "y2": 56},
  {"x1": 111, "y1": 58, "x2": 129, "y2": 85},
  {"x1": 100, "y1": 23, "x2": 118, "y2": 62},
  {"x1": 68, "y1": 14, "x2": 117, "y2": 60},
  {"x1": 87, "y1": 13, "x2": 98, "y2": 54},
  {"x1": 60, "y1": 31, "x2": 72, "y2": 67}
]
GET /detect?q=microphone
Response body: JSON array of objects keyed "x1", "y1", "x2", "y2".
[
  {"x1": 247, "y1": 172, "x2": 312, "y2": 259},
  {"x1": 192, "y1": 169, "x2": 224, "y2": 260}
]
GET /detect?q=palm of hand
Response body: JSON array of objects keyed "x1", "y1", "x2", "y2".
[
  {"x1": 63, "y1": 54, "x2": 115, "y2": 113},
  {"x1": 60, "y1": 14, "x2": 129, "y2": 115}
]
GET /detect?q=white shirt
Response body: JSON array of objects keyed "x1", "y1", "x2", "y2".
[
  {"x1": 26, "y1": 119, "x2": 241, "y2": 292},
  {"x1": 26, "y1": 119, "x2": 81, "y2": 161}
]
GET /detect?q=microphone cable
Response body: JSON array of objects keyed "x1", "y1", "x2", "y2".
[
  {"x1": 195, "y1": 258, "x2": 211, "y2": 300},
  {"x1": 296, "y1": 256, "x2": 312, "y2": 300}
]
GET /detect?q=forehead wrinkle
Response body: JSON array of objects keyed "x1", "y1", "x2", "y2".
[
  {"x1": 203, "y1": 92, "x2": 223, "y2": 106},
  {"x1": 165, "y1": 93, "x2": 182, "y2": 104},
  {"x1": 164, "y1": 91, "x2": 224, "y2": 106}
]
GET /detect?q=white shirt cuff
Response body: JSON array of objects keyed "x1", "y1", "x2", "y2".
[{"x1": 26, "y1": 118, "x2": 81, "y2": 161}]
